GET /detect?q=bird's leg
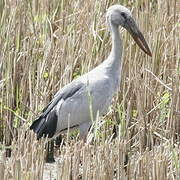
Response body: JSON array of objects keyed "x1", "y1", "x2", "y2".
[{"x1": 45, "y1": 140, "x2": 55, "y2": 163}]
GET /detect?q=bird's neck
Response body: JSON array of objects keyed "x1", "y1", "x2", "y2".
[{"x1": 104, "y1": 23, "x2": 123, "y2": 77}]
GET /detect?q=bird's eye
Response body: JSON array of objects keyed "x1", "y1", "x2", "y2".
[{"x1": 121, "y1": 12, "x2": 126, "y2": 19}]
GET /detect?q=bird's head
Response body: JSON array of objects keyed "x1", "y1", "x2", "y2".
[{"x1": 106, "y1": 5, "x2": 152, "y2": 57}]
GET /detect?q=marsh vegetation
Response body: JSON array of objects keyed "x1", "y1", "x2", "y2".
[{"x1": 0, "y1": 0, "x2": 179, "y2": 179}]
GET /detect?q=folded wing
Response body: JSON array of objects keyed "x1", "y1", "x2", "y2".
[{"x1": 30, "y1": 81, "x2": 85, "y2": 139}]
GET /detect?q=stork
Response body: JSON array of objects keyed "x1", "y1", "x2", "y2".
[{"x1": 30, "y1": 5, "x2": 152, "y2": 141}]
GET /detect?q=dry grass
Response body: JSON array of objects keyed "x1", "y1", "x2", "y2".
[{"x1": 0, "y1": 0, "x2": 179, "y2": 179}]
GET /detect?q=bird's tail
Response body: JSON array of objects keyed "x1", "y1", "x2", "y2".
[
  {"x1": 30, "y1": 116, "x2": 46, "y2": 139},
  {"x1": 30, "y1": 110, "x2": 58, "y2": 139}
]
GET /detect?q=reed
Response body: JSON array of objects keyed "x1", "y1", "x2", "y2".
[{"x1": 0, "y1": 0, "x2": 179, "y2": 179}]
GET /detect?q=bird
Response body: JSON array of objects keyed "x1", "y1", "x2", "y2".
[{"x1": 30, "y1": 5, "x2": 152, "y2": 141}]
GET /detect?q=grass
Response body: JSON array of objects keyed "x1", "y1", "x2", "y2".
[{"x1": 0, "y1": 0, "x2": 179, "y2": 179}]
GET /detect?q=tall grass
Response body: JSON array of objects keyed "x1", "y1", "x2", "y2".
[{"x1": 0, "y1": 0, "x2": 179, "y2": 179}]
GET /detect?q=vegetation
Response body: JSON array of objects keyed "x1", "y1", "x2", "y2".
[{"x1": 0, "y1": 0, "x2": 179, "y2": 179}]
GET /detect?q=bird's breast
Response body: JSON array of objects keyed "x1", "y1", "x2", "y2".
[{"x1": 85, "y1": 74, "x2": 116, "y2": 116}]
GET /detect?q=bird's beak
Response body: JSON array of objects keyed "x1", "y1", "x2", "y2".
[{"x1": 127, "y1": 19, "x2": 152, "y2": 57}]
